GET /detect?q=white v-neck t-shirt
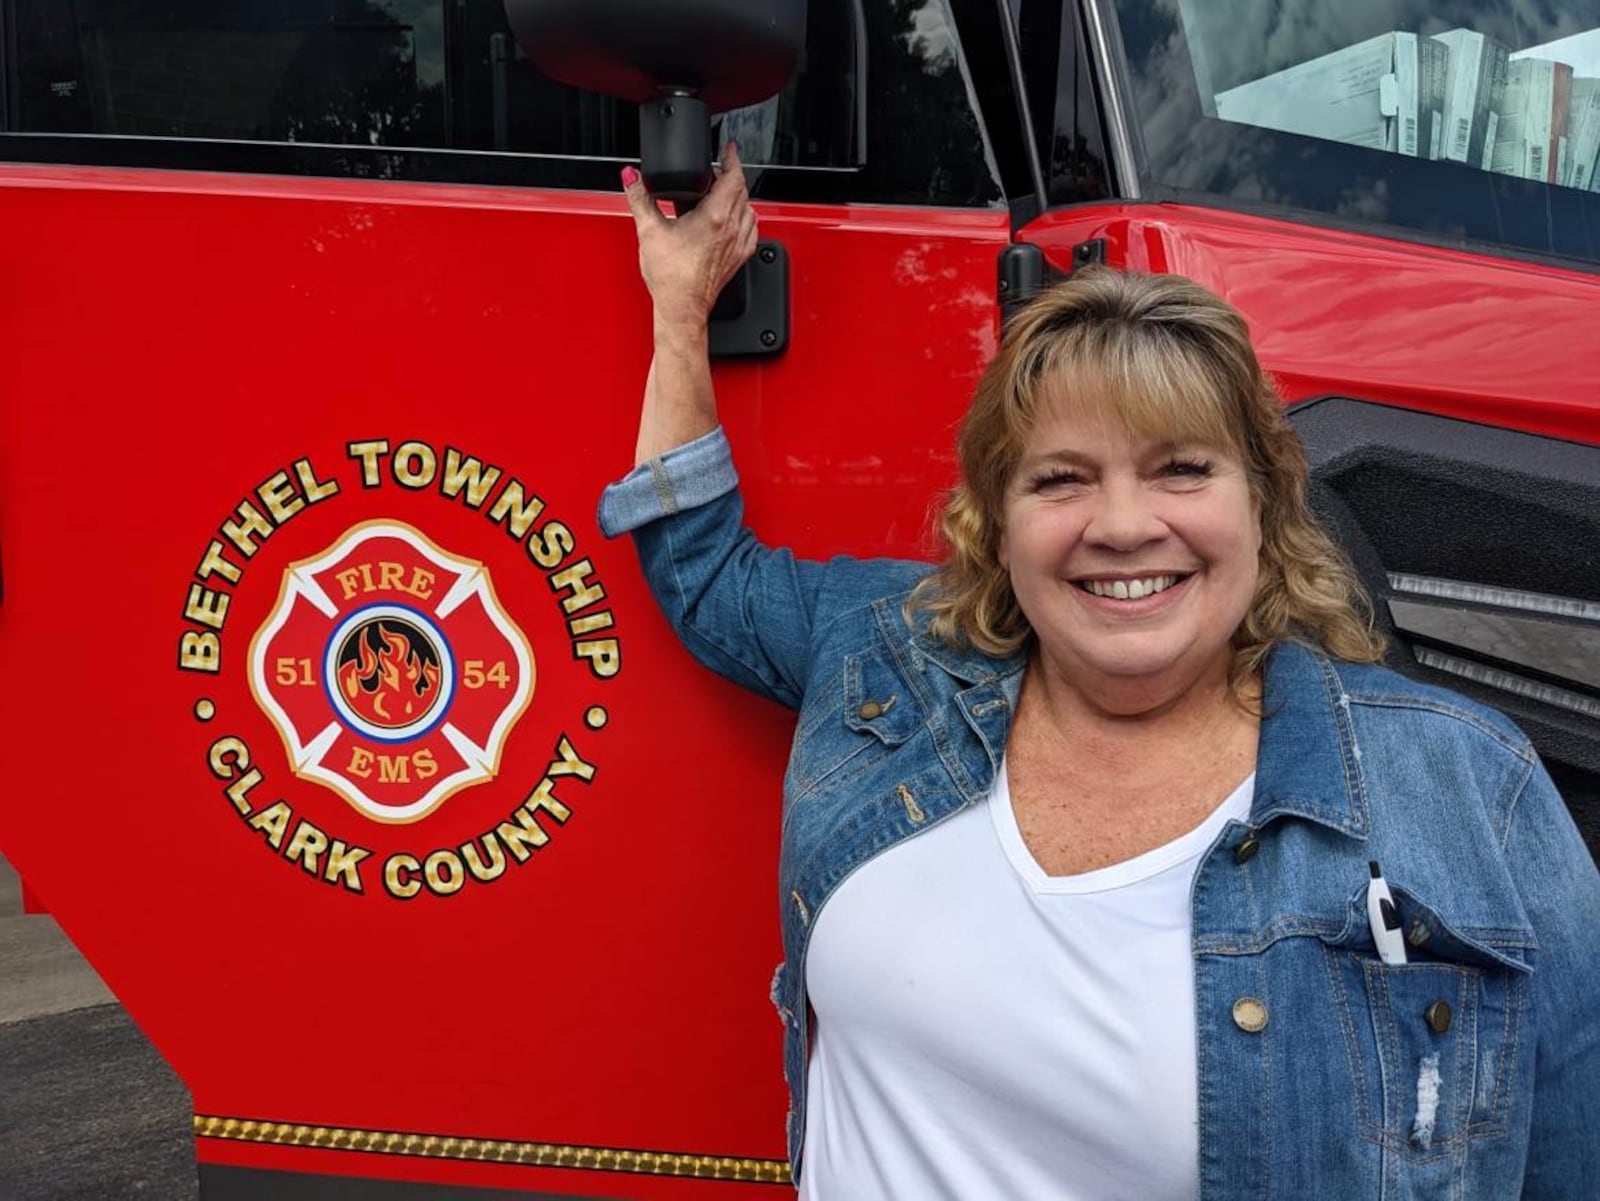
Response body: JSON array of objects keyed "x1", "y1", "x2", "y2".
[{"x1": 797, "y1": 762, "x2": 1255, "y2": 1201}]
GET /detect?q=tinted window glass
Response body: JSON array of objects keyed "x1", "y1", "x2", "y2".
[
  {"x1": 1016, "y1": 0, "x2": 1111, "y2": 206},
  {"x1": 0, "y1": 0, "x2": 1002, "y2": 207},
  {"x1": 5, "y1": 0, "x2": 853, "y2": 165},
  {"x1": 1110, "y1": 1, "x2": 1600, "y2": 262}
]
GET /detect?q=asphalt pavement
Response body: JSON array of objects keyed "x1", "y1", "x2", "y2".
[{"x1": 0, "y1": 856, "x2": 198, "y2": 1200}]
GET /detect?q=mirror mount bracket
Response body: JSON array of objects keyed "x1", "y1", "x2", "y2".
[
  {"x1": 640, "y1": 90, "x2": 712, "y2": 207},
  {"x1": 708, "y1": 241, "x2": 789, "y2": 359}
]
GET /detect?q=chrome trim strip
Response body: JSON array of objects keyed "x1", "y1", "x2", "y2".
[
  {"x1": 1388, "y1": 599, "x2": 1600, "y2": 691},
  {"x1": 996, "y1": 0, "x2": 1050, "y2": 211},
  {"x1": 0, "y1": 131, "x2": 862, "y2": 172},
  {"x1": 1080, "y1": 0, "x2": 1141, "y2": 199},
  {"x1": 851, "y1": 0, "x2": 870, "y2": 164},
  {"x1": 1388, "y1": 573, "x2": 1600, "y2": 624},
  {"x1": 1411, "y1": 648, "x2": 1600, "y2": 721}
]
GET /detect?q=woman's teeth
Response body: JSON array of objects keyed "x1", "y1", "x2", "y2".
[{"x1": 1077, "y1": 575, "x2": 1183, "y2": 600}]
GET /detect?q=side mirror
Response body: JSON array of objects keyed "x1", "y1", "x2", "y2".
[
  {"x1": 504, "y1": 0, "x2": 807, "y2": 204},
  {"x1": 505, "y1": 0, "x2": 802, "y2": 357}
]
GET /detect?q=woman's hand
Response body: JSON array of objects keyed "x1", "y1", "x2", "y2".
[{"x1": 622, "y1": 143, "x2": 758, "y2": 337}]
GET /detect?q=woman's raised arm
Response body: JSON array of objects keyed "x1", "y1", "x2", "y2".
[
  {"x1": 600, "y1": 144, "x2": 851, "y2": 711},
  {"x1": 620, "y1": 143, "x2": 758, "y2": 465}
]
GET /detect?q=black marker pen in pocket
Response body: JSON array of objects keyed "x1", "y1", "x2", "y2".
[{"x1": 1367, "y1": 861, "x2": 1408, "y2": 966}]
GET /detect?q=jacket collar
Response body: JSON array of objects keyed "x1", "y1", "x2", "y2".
[
  {"x1": 911, "y1": 634, "x2": 1026, "y2": 687},
  {"x1": 910, "y1": 629, "x2": 1367, "y2": 839},
  {"x1": 1251, "y1": 641, "x2": 1369, "y2": 838}
]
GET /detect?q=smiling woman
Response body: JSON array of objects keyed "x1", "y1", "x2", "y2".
[
  {"x1": 599, "y1": 154, "x2": 1600, "y2": 1199},
  {"x1": 914, "y1": 268, "x2": 1385, "y2": 702}
]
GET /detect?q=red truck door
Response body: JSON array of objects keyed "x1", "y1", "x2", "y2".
[{"x1": 0, "y1": 2, "x2": 1018, "y2": 1196}]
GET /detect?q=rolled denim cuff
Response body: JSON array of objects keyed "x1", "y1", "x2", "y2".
[{"x1": 596, "y1": 426, "x2": 739, "y2": 538}]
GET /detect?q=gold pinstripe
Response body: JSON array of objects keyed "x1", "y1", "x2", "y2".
[{"x1": 192, "y1": 1114, "x2": 792, "y2": 1184}]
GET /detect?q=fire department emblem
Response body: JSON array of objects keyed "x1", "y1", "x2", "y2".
[{"x1": 248, "y1": 521, "x2": 534, "y2": 823}]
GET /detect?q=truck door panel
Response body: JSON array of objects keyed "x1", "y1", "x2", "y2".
[{"x1": 0, "y1": 1, "x2": 1011, "y2": 1195}]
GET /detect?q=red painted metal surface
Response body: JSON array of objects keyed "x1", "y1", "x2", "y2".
[
  {"x1": 0, "y1": 163, "x2": 1009, "y2": 1196},
  {"x1": 1022, "y1": 204, "x2": 1600, "y2": 447},
  {"x1": 20, "y1": 877, "x2": 46, "y2": 914},
  {"x1": 2, "y1": 162, "x2": 1595, "y2": 1197}
]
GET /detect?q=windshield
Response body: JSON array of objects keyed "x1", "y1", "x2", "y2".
[{"x1": 1108, "y1": 1, "x2": 1600, "y2": 263}]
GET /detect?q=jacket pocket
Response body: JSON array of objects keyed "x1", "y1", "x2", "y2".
[
  {"x1": 788, "y1": 650, "x2": 920, "y2": 800},
  {"x1": 1319, "y1": 885, "x2": 1533, "y2": 1159},
  {"x1": 841, "y1": 650, "x2": 919, "y2": 745}
]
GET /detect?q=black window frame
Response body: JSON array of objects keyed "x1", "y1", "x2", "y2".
[{"x1": 0, "y1": 0, "x2": 1011, "y2": 210}]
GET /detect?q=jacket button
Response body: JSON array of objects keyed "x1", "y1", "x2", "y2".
[
  {"x1": 1231, "y1": 997, "x2": 1269, "y2": 1033},
  {"x1": 1233, "y1": 833, "x2": 1260, "y2": 865},
  {"x1": 857, "y1": 701, "x2": 884, "y2": 720},
  {"x1": 1425, "y1": 1000, "x2": 1453, "y2": 1034}
]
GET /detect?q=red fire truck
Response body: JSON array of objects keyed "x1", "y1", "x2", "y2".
[{"x1": 0, "y1": 1, "x2": 1595, "y2": 1197}]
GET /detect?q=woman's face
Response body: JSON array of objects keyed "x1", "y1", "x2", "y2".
[{"x1": 999, "y1": 396, "x2": 1262, "y2": 706}]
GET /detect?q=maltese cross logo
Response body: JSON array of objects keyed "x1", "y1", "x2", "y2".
[{"x1": 249, "y1": 521, "x2": 534, "y2": 823}]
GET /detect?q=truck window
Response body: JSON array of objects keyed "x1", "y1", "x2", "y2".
[
  {"x1": 0, "y1": 0, "x2": 1002, "y2": 207},
  {"x1": 1107, "y1": 0, "x2": 1600, "y2": 262},
  {"x1": 6, "y1": 0, "x2": 854, "y2": 163}
]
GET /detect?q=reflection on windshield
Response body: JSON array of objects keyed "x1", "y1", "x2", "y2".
[
  {"x1": 1183, "y1": 2, "x2": 1599, "y2": 192},
  {"x1": 1113, "y1": 1, "x2": 1600, "y2": 259},
  {"x1": 901, "y1": 0, "x2": 959, "y2": 75}
]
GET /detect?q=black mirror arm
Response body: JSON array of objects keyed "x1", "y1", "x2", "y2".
[
  {"x1": 634, "y1": 89, "x2": 788, "y2": 358},
  {"x1": 639, "y1": 92, "x2": 713, "y2": 210}
]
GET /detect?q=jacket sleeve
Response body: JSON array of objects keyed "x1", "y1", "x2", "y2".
[
  {"x1": 597, "y1": 427, "x2": 852, "y2": 711},
  {"x1": 1507, "y1": 757, "x2": 1600, "y2": 1196}
]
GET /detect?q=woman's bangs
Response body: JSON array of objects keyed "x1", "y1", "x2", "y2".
[{"x1": 1029, "y1": 325, "x2": 1245, "y2": 457}]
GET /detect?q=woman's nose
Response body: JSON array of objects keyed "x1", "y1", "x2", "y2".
[{"x1": 1083, "y1": 480, "x2": 1165, "y2": 550}]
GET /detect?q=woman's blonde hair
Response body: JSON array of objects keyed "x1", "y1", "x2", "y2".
[{"x1": 909, "y1": 267, "x2": 1385, "y2": 692}]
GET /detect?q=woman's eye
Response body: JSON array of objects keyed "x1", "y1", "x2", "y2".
[
  {"x1": 1163, "y1": 458, "x2": 1214, "y2": 479},
  {"x1": 1030, "y1": 470, "x2": 1082, "y2": 491}
]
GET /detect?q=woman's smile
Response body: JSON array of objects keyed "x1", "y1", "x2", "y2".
[
  {"x1": 1068, "y1": 570, "x2": 1196, "y2": 614},
  {"x1": 1073, "y1": 573, "x2": 1187, "y2": 600}
]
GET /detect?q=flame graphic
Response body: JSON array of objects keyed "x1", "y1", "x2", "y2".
[{"x1": 337, "y1": 620, "x2": 442, "y2": 728}]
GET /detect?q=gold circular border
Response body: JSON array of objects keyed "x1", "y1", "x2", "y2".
[{"x1": 194, "y1": 1114, "x2": 791, "y2": 1184}]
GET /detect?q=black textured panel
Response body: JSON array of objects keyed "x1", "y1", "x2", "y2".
[{"x1": 1292, "y1": 397, "x2": 1600, "y2": 860}]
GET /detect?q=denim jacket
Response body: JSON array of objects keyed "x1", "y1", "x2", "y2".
[{"x1": 600, "y1": 428, "x2": 1600, "y2": 1199}]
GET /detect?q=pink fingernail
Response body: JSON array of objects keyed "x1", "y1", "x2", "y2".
[{"x1": 620, "y1": 166, "x2": 639, "y2": 187}]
